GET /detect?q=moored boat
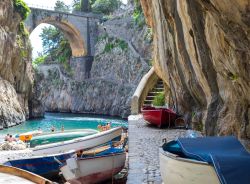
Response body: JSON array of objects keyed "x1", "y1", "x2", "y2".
[
  {"x1": 141, "y1": 106, "x2": 177, "y2": 128},
  {"x1": 30, "y1": 129, "x2": 98, "y2": 148},
  {"x1": 32, "y1": 127, "x2": 123, "y2": 155},
  {"x1": 4, "y1": 151, "x2": 75, "y2": 178},
  {"x1": 159, "y1": 136, "x2": 250, "y2": 184},
  {"x1": 60, "y1": 147, "x2": 126, "y2": 184},
  {"x1": 0, "y1": 164, "x2": 53, "y2": 183}
]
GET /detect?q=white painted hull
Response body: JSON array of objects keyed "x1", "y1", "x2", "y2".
[
  {"x1": 32, "y1": 127, "x2": 122, "y2": 156},
  {"x1": 60, "y1": 152, "x2": 126, "y2": 184},
  {"x1": 159, "y1": 148, "x2": 220, "y2": 184}
]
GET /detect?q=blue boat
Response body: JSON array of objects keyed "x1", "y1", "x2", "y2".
[{"x1": 4, "y1": 151, "x2": 75, "y2": 178}]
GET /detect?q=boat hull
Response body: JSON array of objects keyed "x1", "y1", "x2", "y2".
[
  {"x1": 61, "y1": 152, "x2": 126, "y2": 184},
  {"x1": 159, "y1": 148, "x2": 220, "y2": 184},
  {"x1": 0, "y1": 165, "x2": 53, "y2": 183},
  {"x1": 32, "y1": 127, "x2": 122, "y2": 156},
  {"x1": 4, "y1": 151, "x2": 74, "y2": 177},
  {"x1": 141, "y1": 106, "x2": 176, "y2": 128}
]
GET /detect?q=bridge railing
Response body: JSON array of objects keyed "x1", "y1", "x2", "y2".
[{"x1": 26, "y1": 3, "x2": 70, "y2": 13}]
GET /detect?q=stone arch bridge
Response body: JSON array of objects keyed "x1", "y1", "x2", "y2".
[{"x1": 25, "y1": 7, "x2": 100, "y2": 79}]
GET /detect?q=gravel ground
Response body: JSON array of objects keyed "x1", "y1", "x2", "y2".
[{"x1": 127, "y1": 115, "x2": 188, "y2": 184}]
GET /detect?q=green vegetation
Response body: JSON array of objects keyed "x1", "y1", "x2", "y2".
[
  {"x1": 228, "y1": 72, "x2": 238, "y2": 81},
  {"x1": 144, "y1": 27, "x2": 153, "y2": 43},
  {"x1": 91, "y1": 0, "x2": 121, "y2": 14},
  {"x1": 18, "y1": 22, "x2": 29, "y2": 37},
  {"x1": 152, "y1": 92, "x2": 165, "y2": 106},
  {"x1": 132, "y1": 1, "x2": 145, "y2": 29},
  {"x1": 54, "y1": 0, "x2": 70, "y2": 12},
  {"x1": 13, "y1": 0, "x2": 30, "y2": 20},
  {"x1": 72, "y1": 0, "x2": 121, "y2": 15},
  {"x1": 32, "y1": 55, "x2": 47, "y2": 68},
  {"x1": 103, "y1": 38, "x2": 128, "y2": 53}
]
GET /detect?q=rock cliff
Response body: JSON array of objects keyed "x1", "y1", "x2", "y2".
[
  {"x1": 0, "y1": 0, "x2": 33, "y2": 128},
  {"x1": 34, "y1": 5, "x2": 151, "y2": 118},
  {"x1": 140, "y1": 0, "x2": 250, "y2": 146}
]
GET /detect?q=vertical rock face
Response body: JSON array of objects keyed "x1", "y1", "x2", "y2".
[
  {"x1": 140, "y1": 0, "x2": 250, "y2": 144},
  {"x1": 33, "y1": 5, "x2": 151, "y2": 118},
  {"x1": 0, "y1": 0, "x2": 33, "y2": 128}
]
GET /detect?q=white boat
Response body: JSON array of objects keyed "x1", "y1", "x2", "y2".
[
  {"x1": 0, "y1": 164, "x2": 53, "y2": 184},
  {"x1": 32, "y1": 127, "x2": 123, "y2": 156},
  {"x1": 60, "y1": 148, "x2": 126, "y2": 184},
  {"x1": 159, "y1": 148, "x2": 220, "y2": 184}
]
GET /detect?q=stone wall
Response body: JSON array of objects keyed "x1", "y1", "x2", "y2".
[
  {"x1": 140, "y1": 0, "x2": 250, "y2": 146},
  {"x1": 0, "y1": 0, "x2": 33, "y2": 128}
]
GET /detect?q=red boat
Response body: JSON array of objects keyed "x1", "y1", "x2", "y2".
[{"x1": 141, "y1": 106, "x2": 177, "y2": 128}]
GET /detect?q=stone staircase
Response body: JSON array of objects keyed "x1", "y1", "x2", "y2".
[{"x1": 143, "y1": 79, "x2": 164, "y2": 106}]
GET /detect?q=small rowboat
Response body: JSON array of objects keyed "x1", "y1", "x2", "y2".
[
  {"x1": 32, "y1": 127, "x2": 123, "y2": 156},
  {"x1": 0, "y1": 164, "x2": 53, "y2": 183},
  {"x1": 60, "y1": 147, "x2": 126, "y2": 184},
  {"x1": 4, "y1": 151, "x2": 75, "y2": 178},
  {"x1": 141, "y1": 106, "x2": 177, "y2": 128}
]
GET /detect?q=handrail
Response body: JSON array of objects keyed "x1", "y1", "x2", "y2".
[{"x1": 131, "y1": 67, "x2": 159, "y2": 114}]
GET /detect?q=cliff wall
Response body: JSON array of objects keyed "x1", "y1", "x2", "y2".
[
  {"x1": 140, "y1": 0, "x2": 250, "y2": 146},
  {"x1": 0, "y1": 0, "x2": 33, "y2": 128}
]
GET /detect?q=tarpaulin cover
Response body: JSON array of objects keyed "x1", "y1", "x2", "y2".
[{"x1": 176, "y1": 136, "x2": 250, "y2": 184}]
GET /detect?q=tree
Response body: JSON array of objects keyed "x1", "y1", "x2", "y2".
[
  {"x1": 91, "y1": 0, "x2": 121, "y2": 15},
  {"x1": 39, "y1": 26, "x2": 72, "y2": 68},
  {"x1": 54, "y1": 0, "x2": 70, "y2": 12}
]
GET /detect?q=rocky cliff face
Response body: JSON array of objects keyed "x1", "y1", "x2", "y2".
[
  {"x1": 34, "y1": 5, "x2": 151, "y2": 118},
  {"x1": 0, "y1": 0, "x2": 33, "y2": 128},
  {"x1": 140, "y1": 0, "x2": 250, "y2": 146}
]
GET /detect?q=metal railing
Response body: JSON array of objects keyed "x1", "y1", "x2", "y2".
[{"x1": 26, "y1": 3, "x2": 72, "y2": 13}]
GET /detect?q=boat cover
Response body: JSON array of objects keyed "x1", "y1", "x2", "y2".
[{"x1": 176, "y1": 136, "x2": 250, "y2": 184}]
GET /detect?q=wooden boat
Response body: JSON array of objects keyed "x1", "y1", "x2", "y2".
[
  {"x1": 141, "y1": 106, "x2": 177, "y2": 128},
  {"x1": 32, "y1": 127, "x2": 123, "y2": 156},
  {"x1": 0, "y1": 164, "x2": 53, "y2": 183},
  {"x1": 4, "y1": 151, "x2": 75, "y2": 178},
  {"x1": 159, "y1": 146, "x2": 220, "y2": 184},
  {"x1": 30, "y1": 129, "x2": 98, "y2": 148},
  {"x1": 60, "y1": 147, "x2": 126, "y2": 184}
]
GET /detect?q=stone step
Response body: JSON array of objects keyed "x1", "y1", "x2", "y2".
[
  {"x1": 146, "y1": 96, "x2": 155, "y2": 100},
  {"x1": 148, "y1": 91, "x2": 162, "y2": 95}
]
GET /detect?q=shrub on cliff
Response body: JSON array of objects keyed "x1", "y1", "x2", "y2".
[
  {"x1": 13, "y1": 0, "x2": 31, "y2": 20},
  {"x1": 152, "y1": 92, "x2": 165, "y2": 106}
]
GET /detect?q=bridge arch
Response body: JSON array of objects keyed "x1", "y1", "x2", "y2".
[
  {"x1": 33, "y1": 17, "x2": 86, "y2": 57},
  {"x1": 24, "y1": 8, "x2": 98, "y2": 57}
]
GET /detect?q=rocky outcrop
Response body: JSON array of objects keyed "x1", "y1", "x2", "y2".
[
  {"x1": 34, "y1": 5, "x2": 151, "y2": 118},
  {"x1": 140, "y1": 0, "x2": 250, "y2": 146},
  {"x1": 0, "y1": 0, "x2": 33, "y2": 128}
]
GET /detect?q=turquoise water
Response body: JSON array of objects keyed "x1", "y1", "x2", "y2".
[{"x1": 0, "y1": 113, "x2": 127, "y2": 136}]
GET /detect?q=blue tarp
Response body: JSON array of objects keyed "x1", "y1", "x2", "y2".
[{"x1": 176, "y1": 136, "x2": 250, "y2": 184}]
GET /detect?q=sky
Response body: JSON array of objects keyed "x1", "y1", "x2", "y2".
[{"x1": 23, "y1": 0, "x2": 128, "y2": 59}]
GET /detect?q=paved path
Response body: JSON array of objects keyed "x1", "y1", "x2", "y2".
[{"x1": 127, "y1": 115, "x2": 187, "y2": 184}]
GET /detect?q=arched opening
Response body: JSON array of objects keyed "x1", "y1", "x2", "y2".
[{"x1": 29, "y1": 19, "x2": 87, "y2": 58}]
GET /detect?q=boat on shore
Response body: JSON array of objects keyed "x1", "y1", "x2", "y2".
[
  {"x1": 0, "y1": 164, "x2": 53, "y2": 183},
  {"x1": 60, "y1": 147, "x2": 126, "y2": 184},
  {"x1": 32, "y1": 127, "x2": 123, "y2": 155},
  {"x1": 141, "y1": 106, "x2": 177, "y2": 128},
  {"x1": 159, "y1": 136, "x2": 250, "y2": 184},
  {"x1": 4, "y1": 151, "x2": 75, "y2": 178},
  {"x1": 30, "y1": 129, "x2": 98, "y2": 148}
]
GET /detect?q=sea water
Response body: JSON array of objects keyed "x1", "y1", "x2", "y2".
[{"x1": 0, "y1": 112, "x2": 127, "y2": 137}]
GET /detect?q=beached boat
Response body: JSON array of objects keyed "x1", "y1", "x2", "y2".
[
  {"x1": 0, "y1": 164, "x2": 53, "y2": 183},
  {"x1": 4, "y1": 151, "x2": 75, "y2": 178},
  {"x1": 32, "y1": 127, "x2": 123, "y2": 156},
  {"x1": 141, "y1": 106, "x2": 177, "y2": 128},
  {"x1": 159, "y1": 136, "x2": 250, "y2": 184},
  {"x1": 60, "y1": 147, "x2": 126, "y2": 184},
  {"x1": 30, "y1": 129, "x2": 98, "y2": 148}
]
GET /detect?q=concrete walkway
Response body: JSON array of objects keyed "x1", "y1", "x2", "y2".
[{"x1": 127, "y1": 115, "x2": 187, "y2": 184}]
